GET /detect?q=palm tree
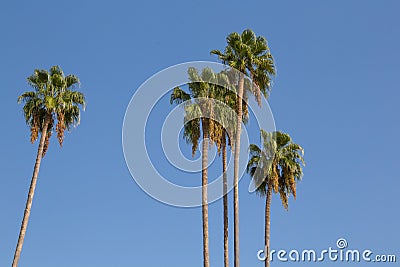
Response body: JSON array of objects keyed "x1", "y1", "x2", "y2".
[
  {"x1": 210, "y1": 69, "x2": 255, "y2": 267},
  {"x1": 221, "y1": 131, "x2": 229, "y2": 267},
  {"x1": 211, "y1": 29, "x2": 276, "y2": 267},
  {"x1": 246, "y1": 130, "x2": 305, "y2": 267},
  {"x1": 213, "y1": 72, "x2": 249, "y2": 267},
  {"x1": 170, "y1": 67, "x2": 224, "y2": 267},
  {"x1": 212, "y1": 75, "x2": 235, "y2": 267},
  {"x1": 13, "y1": 66, "x2": 85, "y2": 267}
]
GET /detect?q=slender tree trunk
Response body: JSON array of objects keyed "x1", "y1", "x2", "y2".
[
  {"x1": 12, "y1": 116, "x2": 50, "y2": 267},
  {"x1": 265, "y1": 183, "x2": 272, "y2": 267},
  {"x1": 222, "y1": 134, "x2": 229, "y2": 267},
  {"x1": 201, "y1": 122, "x2": 210, "y2": 267},
  {"x1": 233, "y1": 73, "x2": 244, "y2": 267}
]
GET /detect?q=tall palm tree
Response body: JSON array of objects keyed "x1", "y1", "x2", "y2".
[
  {"x1": 213, "y1": 72, "x2": 250, "y2": 267},
  {"x1": 13, "y1": 66, "x2": 85, "y2": 267},
  {"x1": 212, "y1": 74, "x2": 235, "y2": 267},
  {"x1": 221, "y1": 131, "x2": 229, "y2": 267},
  {"x1": 170, "y1": 67, "x2": 224, "y2": 267},
  {"x1": 246, "y1": 130, "x2": 305, "y2": 267},
  {"x1": 211, "y1": 29, "x2": 276, "y2": 267}
]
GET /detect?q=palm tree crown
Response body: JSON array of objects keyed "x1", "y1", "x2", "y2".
[
  {"x1": 211, "y1": 29, "x2": 276, "y2": 105},
  {"x1": 18, "y1": 66, "x2": 85, "y2": 154},
  {"x1": 170, "y1": 67, "x2": 234, "y2": 154},
  {"x1": 247, "y1": 130, "x2": 305, "y2": 209}
]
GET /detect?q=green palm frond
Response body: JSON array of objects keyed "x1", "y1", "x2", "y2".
[
  {"x1": 50, "y1": 65, "x2": 64, "y2": 76},
  {"x1": 65, "y1": 75, "x2": 80, "y2": 89},
  {"x1": 170, "y1": 87, "x2": 191, "y2": 105}
]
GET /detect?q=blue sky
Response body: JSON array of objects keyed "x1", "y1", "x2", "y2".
[{"x1": 1, "y1": 1, "x2": 399, "y2": 266}]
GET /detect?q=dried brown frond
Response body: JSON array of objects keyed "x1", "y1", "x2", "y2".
[
  {"x1": 30, "y1": 125, "x2": 38, "y2": 143},
  {"x1": 289, "y1": 175, "x2": 296, "y2": 199},
  {"x1": 56, "y1": 113, "x2": 65, "y2": 146},
  {"x1": 30, "y1": 115, "x2": 39, "y2": 143},
  {"x1": 42, "y1": 131, "x2": 52, "y2": 157},
  {"x1": 254, "y1": 83, "x2": 262, "y2": 107},
  {"x1": 271, "y1": 164, "x2": 279, "y2": 193},
  {"x1": 279, "y1": 188, "x2": 288, "y2": 210}
]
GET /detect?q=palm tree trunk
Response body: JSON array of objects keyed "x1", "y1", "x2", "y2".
[
  {"x1": 201, "y1": 122, "x2": 210, "y2": 267},
  {"x1": 222, "y1": 134, "x2": 229, "y2": 267},
  {"x1": 265, "y1": 183, "x2": 272, "y2": 267},
  {"x1": 12, "y1": 116, "x2": 50, "y2": 267},
  {"x1": 233, "y1": 73, "x2": 244, "y2": 267}
]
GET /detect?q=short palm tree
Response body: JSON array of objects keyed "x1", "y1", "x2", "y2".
[
  {"x1": 13, "y1": 66, "x2": 85, "y2": 267},
  {"x1": 211, "y1": 29, "x2": 276, "y2": 267},
  {"x1": 246, "y1": 130, "x2": 305, "y2": 267}
]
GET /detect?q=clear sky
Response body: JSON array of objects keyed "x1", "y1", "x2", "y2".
[{"x1": 0, "y1": 1, "x2": 399, "y2": 266}]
